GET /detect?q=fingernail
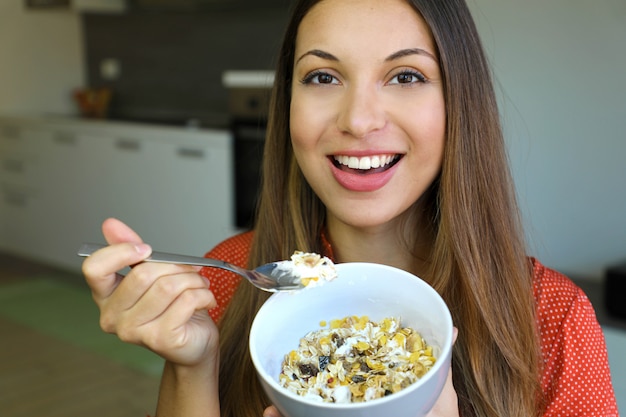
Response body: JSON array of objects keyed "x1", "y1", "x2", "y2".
[{"x1": 134, "y1": 243, "x2": 151, "y2": 255}]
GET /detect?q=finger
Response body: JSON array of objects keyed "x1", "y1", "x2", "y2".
[
  {"x1": 263, "y1": 406, "x2": 283, "y2": 417},
  {"x1": 112, "y1": 262, "x2": 204, "y2": 308},
  {"x1": 102, "y1": 217, "x2": 144, "y2": 245},
  {"x1": 83, "y1": 218, "x2": 150, "y2": 300},
  {"x1": 425, "y1": 361, "x2": 459, "y2": 417},
  {"x1": 133, "y1": 286, "x2": 217, "y2": 359},
  {"x1": 82, "y1": 242, "x2": 152, "y2": 301},
  {"x1": 112, "y1": 267, "x2": 212, "y2": 328},
  {"x1": 149, "y1": 284, "x2": 216, "y2": 338}
]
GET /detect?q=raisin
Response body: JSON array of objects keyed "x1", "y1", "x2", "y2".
[
  {"x1": 351, "y1": 375, "x2": 366, "y2": 383},
  {"x1": 298, "y1": 363, "x2": 319, "y2": 378},
  {"x1": 332, "y1": 333, "x2": 345, "y2": 348},
  {"x1": 319, "y1": 356, "x2": 330, "y2": 371}
]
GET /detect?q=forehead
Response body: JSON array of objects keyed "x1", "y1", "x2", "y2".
[{"x1": 295, "y1": 0, "x2": 436, "y2": 57}]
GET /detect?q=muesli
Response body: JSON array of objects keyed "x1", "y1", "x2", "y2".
[
  {"x1": 279, "y1": 315, "x2": 436, "y2": 403},
  {"x1": 279, "y1": 251, "x2": 337, "y2": 288}
]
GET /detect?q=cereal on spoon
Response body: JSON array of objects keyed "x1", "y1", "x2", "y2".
[{"x1": 279, "y1": 251, "x2": 337, "y2": 288}]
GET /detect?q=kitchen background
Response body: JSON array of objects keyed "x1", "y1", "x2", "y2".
[
  {"x1": 0, "y1": 0, "x2": 624, "y2": 415},
  {"x1": 82, "y1": 2, "x2": 289, "y2": 125},
  {"x1": 1, "y1": 0, "x2": 625, "y2": 279}
]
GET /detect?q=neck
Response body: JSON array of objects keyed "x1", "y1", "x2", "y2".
[{"x1": 325, "y1": 215, "x2": 430, "y2": 278}]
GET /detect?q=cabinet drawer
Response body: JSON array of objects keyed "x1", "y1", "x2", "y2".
[
  {"x1": 0, "y1": 125, "x2": 26, "y2": 152},
  {"x1": 2, "y1": 157, "x2": 26, "y2": 174},
  {"x1": 0, "y1": 154, "x2": 40, "y2": 184},
  {"x1": 0, "y1": 185, "x2": 37, "y2": 208},
  {"x1": 0, "y1": 124, "x2": 21, "y2": 139}
]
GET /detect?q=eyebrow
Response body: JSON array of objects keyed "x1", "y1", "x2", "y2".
[
  {"x1": 295, "y1": 49, "x2": 339, "y2": 64},
  {"x1": 295, "y1": 47, "x2": 437, "y2": 65},
  {"x1": 385, "y1": 47, "x2": 437, "y2": 62}
]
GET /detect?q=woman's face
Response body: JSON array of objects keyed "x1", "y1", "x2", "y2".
[{"x1": 290, "y1": 0, "x2": 446, "y2": 230}]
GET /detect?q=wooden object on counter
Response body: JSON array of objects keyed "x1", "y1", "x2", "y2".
[{"x1": 73, "y1": 87, "x2": 111, "y2": 119}]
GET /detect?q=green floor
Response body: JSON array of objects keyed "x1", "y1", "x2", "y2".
[{"x1": 0, "y1": 276, "x2": 164, "y2": 377}]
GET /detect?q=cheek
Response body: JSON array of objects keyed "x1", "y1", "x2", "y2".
[
  {"x1": 426, "y1": 117, "x2": 446, "y2": 157},
  {"x1": 289, "y1": 106, "x2": 314, "y2": 173},
  {"x1": 413, "y1": 103, "x2": 446, "y2": 158},
  {"x1": 289, "y1": 97, "x2": 322, "y2": 153}
]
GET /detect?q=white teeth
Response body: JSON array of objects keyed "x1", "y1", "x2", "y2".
[{"x1": 334, "y1": 154, "x2": 397, "y2": 170}]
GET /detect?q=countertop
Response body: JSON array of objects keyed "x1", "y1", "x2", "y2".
[{"x1": 0, "y1": 113, "x2": 232, "y2": 138}]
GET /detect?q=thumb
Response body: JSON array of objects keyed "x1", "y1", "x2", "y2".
[
  {"x1": 102, "y1": 217, "x2": 144, "y2": 245},
  {"x1": 263, "y1": 406, "x2": 282, "y2": 417}
]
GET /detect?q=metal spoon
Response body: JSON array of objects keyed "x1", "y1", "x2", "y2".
[{"x1": 77, "y1": 242, "x2": 305, "y2": 292}]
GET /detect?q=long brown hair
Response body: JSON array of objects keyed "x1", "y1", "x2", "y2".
[{"x1": 218, "y1": 1, "x2": 541, "y2": 416}]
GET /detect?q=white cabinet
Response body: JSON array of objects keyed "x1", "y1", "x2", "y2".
[
  {"x1": 0, "y1": 124, "x2": 46, "y2": 254},
  {"x1": 34, "y1": 128, "x2": 114, "y2": 269},
  {"x1": 98, "y1": 136, "x2": 236, "y2": 257},
  {"x1": 0, "y1": 117, "x2": 237, "y2": 272}
]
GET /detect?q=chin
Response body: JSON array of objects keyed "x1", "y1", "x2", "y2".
[{"x1": 329, "y1": 205, "x2": 408, "y2": 231}]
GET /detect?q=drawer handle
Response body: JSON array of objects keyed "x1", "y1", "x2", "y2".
[
  {"x1": 2, "y1": 159, "x2": 24, "y2": 173},
  {"x1": 0, "y1": 126, "x2": 20, "y2": 139},
  {"x1": 2, "y1": 189, "x2": 28, "y2": 207},
  {"x1": 177, "y1": 148, "x2": 205, "y2": 159},
  {"x1": 54, "y1": 132, "x2": 77, "y2": 146},
  {"x1": 116, "y1": 139, "x2": 141, "y2": 151}
]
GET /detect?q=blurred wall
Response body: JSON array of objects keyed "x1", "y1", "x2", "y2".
[
  {"x1": 469, "y1": 0, "x2": 626, "y2": 279},
  {"x1": 82, "y1": 8, "x2": 289, "y2": 121},
  {"x1": 0, "y1": 2, "x2": 84, "y2": 115}
]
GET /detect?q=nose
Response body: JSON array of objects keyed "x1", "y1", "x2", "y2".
[{"x1": 336, "y1": 84, "x2": 386, "y2": 138}]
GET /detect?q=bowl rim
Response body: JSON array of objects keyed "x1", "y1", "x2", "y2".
[{"x1": 249, "y1": 262, "x2": 454, "y2": 410}]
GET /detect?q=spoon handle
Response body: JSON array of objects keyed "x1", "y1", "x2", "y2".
[
  {"x1": 77, "y1": 242, "x2": 288, "y2": 292},
  {"x1": 77, "y1": 242, "x2": 237, "y2": 270}
]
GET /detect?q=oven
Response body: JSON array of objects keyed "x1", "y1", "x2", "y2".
[
  {"x1": 232, "y1": 120, "x2": 266, "y2": 229},
  {"x1": 223, "y1": 70, "x2": 273, "y2": 229}
]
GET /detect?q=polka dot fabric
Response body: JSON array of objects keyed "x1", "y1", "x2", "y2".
[
  {"x1": 202, "y1": 233, "x2": 618, "y2": 415},
  {"x1": 532, "y1": 258, "x2": 618, "y2": 416},
  {"x1": 199, "y1": 231, "x2": 253, "y2": 323}
]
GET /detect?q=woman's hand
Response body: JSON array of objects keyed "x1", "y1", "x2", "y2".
[
  {"x1": 262, "y1": 406, "x2": 281, "y2": 417},
  {"x1": 425, "y1": 365, "x2": 459, "y2": 417},
  {"x1": 425, "y1": 327, "x2": 459, "y2": 417},
  {"x1": 82, "y1": 218, "x2": 219, "y2": 366}
]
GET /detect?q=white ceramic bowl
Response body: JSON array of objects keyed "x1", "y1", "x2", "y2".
[{"x1": 249, "y1": 262, "x2": 453, "y2": 417}]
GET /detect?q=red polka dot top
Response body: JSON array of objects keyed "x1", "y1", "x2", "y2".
[{"x1": 201, "y1": 232, "x2": 618, "y2": 416}]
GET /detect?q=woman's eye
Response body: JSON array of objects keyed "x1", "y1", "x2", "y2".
[
  {"x1": 302, "y1": 71, "x2": 338, "y2": 85},
  {"x1": 389, "y1": 71, "x2": 426, "y2": 85}
]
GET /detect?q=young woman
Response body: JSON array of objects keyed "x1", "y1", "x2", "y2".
[{"x1": 82, "y1": 0, "x2": 618, "y2": 416}]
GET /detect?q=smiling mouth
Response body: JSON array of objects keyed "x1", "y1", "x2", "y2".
[{"x1": 331, "y1": 154, "x2": 402, "y2": 174}]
